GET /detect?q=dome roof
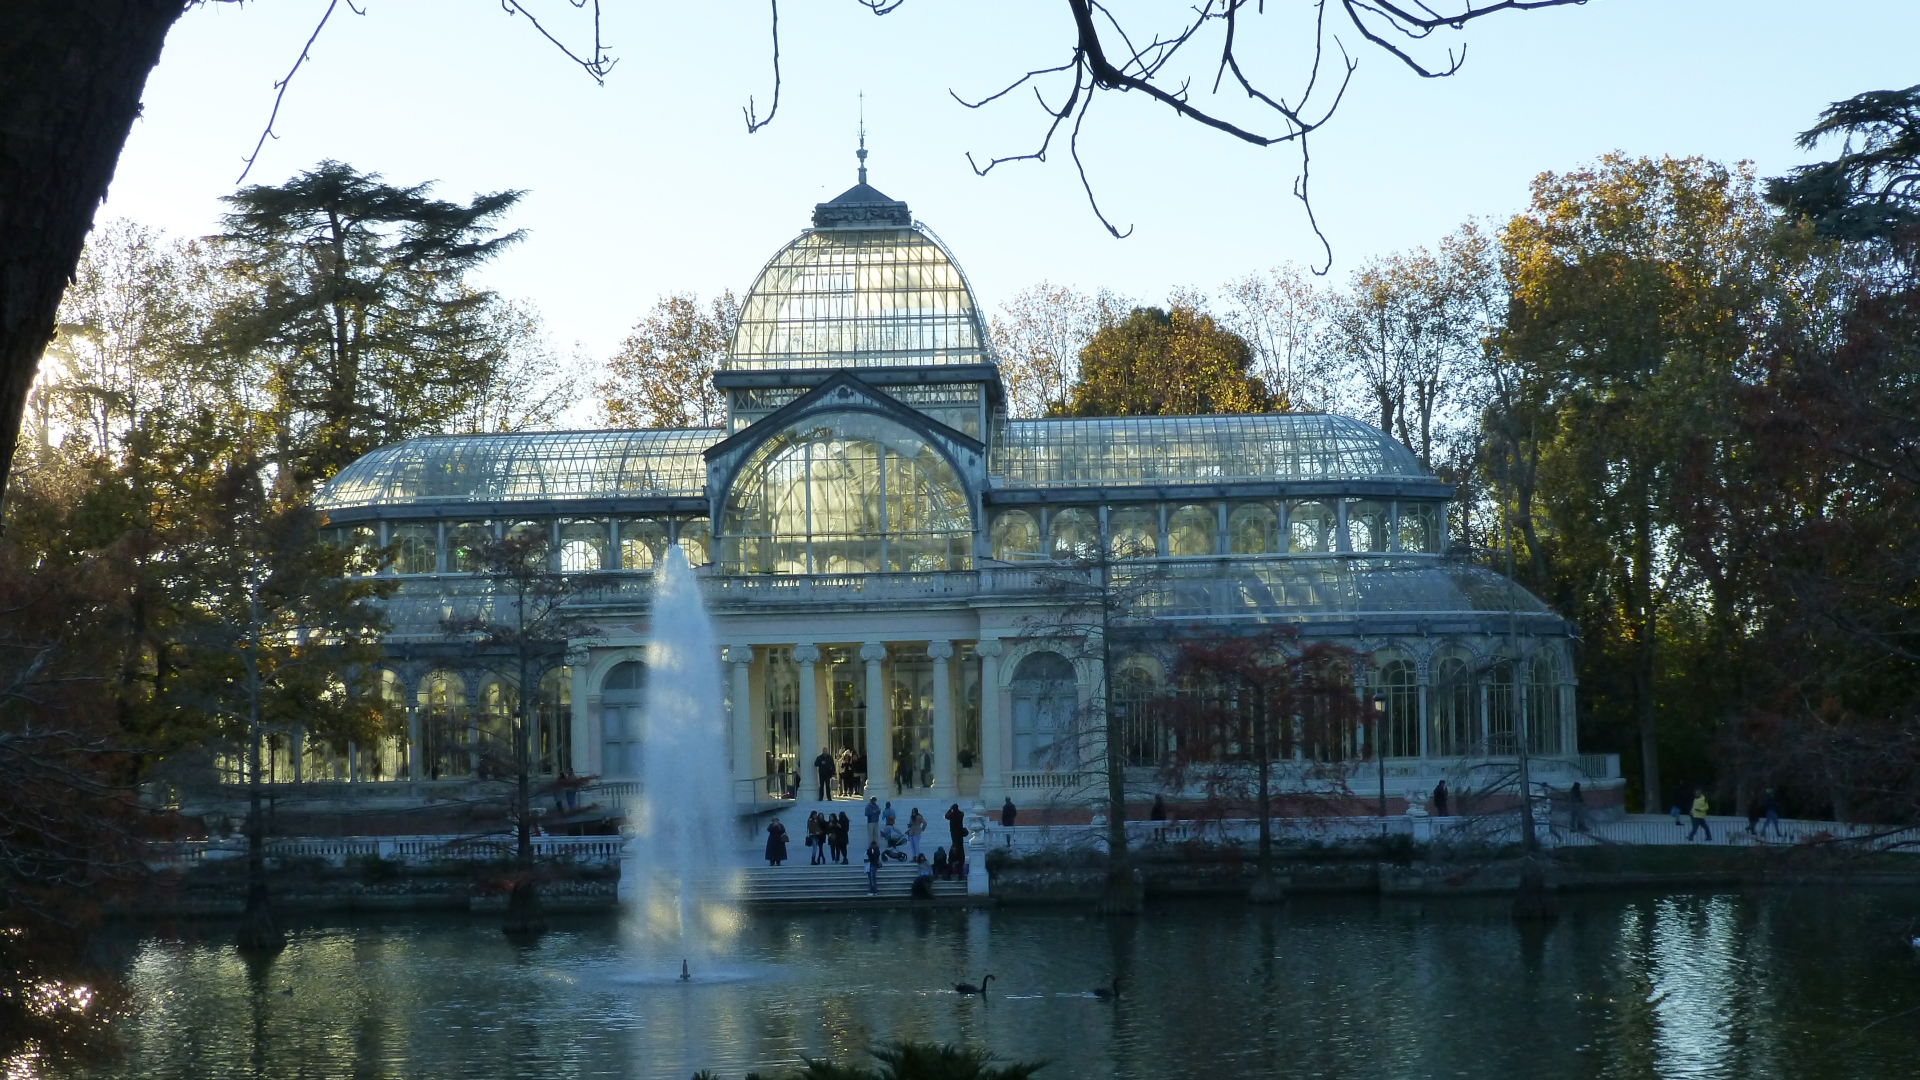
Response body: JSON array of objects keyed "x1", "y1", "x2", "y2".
[{"x1": 725, "y1": 185, "x2": 992, "y2": 372}]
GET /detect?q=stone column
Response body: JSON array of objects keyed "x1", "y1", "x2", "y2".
[
  {"x1": 406, "y1": 704, "x2": 422, "y2": 782},
  {"x1": 583, "y1": 694, "x2": 603, "y2": 777},
  {"x1": 794, "y1": 644, "x2": 821, "y2": 796},
  {"x1": 725, "y1": 646, "x2": 755, "y2": 802},
  {"x1": 929, "y1": 640, "x2": 954, "y2": 795},
  {"x1": 861, "y1": 642, "x2": 888, "y2": 796},
  {"x1": 977, "y1": 638, "x2": 1003, "y2": 796}
]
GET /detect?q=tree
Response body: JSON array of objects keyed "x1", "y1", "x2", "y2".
[
  {"x1": 1066, "y1": 305, "x2": 1270, "y2": 417},
  {"x1": 1159, "y1": 627, "x2": 1363, "y2": 902},
  {"x1": 211, "y1": 160, "x2": 527, "y2": 488},
  {"x1": 440, "y1": 525, "x2": 600, "y2": 935},
  {"x1": 1765, "y1": 84, "x2": 1920, "y2": 243},
  {"x1": 1218, "y1": 265, "x2": 1325, "y2": 412},
  {"x1": 595, "y1": 292, "x2": 736, "y2": 429},
  {"x1": 1493, "y1": 154, "x2": 1775, "y2": 814},
  {"x1": 987, "y1": 283, "x2": 1122, "y2": 417}
]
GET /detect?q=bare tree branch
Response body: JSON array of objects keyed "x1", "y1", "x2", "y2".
[{"x1": 743, "y1": 0, "x2": 781, "y2": 133}]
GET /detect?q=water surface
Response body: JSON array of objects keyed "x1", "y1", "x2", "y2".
[{"x1": 88, "y1": 890, "x2": 1920, "y2": 1079}]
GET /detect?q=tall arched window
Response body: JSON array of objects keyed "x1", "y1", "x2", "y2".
[
  {"x1": 392, "y1": 523, "x2": 437, "y2": 575},
  {"x1": 1370, "y1": 655, "x2": 1419, "y2": 758},
  {"x1": 720, "y1": 415, "x2": 972, "y2": 574},
  {"x1": 1346, "y1": 500, "x2": 1391, "y2": 553},
  {"x1": 1011, "y1": 652, "x2": 1078, "y2": 771},
  {"x1": 1048, "y1": 508, "x2": 1098, "y2": 560},
  {"x1": 1527, "y1": 649, "x2": 1564, "y2": 756},
  {"x1": 991, "y1": 510, "x2": 1040, "y2": 560},
  {"x1": 1167, "y1": 505, "x2": 1216, "y2": 557},
  {"x1": 1486, "y1": 654, "x2": 1518, "y2": 755},
  {"x1": 1229, "y1": 504, "x2": 1278, "y2": 554},
  {"x1": 601, "y1": 660, "x2": 644, "y2": 778},
  {"x1": 1428, "y1": 651, "x2": 1476, "y2": 757},
  {"x1": 417, "y1": 671, "x2": 467, "y2": 780}
]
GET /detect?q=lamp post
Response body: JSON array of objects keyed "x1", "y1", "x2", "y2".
[{"x1": 1372, "y1": 692, "x2": 1387, "y2": 820}]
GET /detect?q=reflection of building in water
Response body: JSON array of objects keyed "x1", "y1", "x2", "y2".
[{"x1": 308, "y1": 158, "x2": 1616, "y2": 817}]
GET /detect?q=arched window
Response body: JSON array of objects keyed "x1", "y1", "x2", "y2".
[
  {"x1": 1428, "y1": 651, "x2": 1476, "y2": 757},
  {"x1": 601, "y1": 660, "x2": 644, "y2": 778},
  {"x1": 559, "y1": 520, "x2": 608, "y2": 572},
  {"x1": 765, "y1": 649, "x2": 800, "y2": 795},
  {"x1": 1229, "y1": 504, "x2": 1278, "y2": 555},
  {"x1": 1167, "y1": 505, "x2": 1216, "y2": 557},
  {"x1": 1398, "y1": 502, "x2": 1441, "y2": 553},
  {"x1": 476, "y1": 679, "x2": 515, "y2": 778},
  {"x1": 417, "y1": 671, "x2": 467, "y2": 780},
  {"x1": 1527, "y1": 649, "x2": 1564, "y2": 756},
  {"x1": 536, "y1": 667, "x2": 571, "y2": 777},
  {"x1": 448, "y1": 522, "x2": 493, "y2": 573},
  {"x1": 1115, "y1": 659, "x2": 1164, "y2": 766},
  {"x1": 1370, "y1": 655, "x2": 1419, "y2": 758},
  {"x1": 618, "y1": 518, "x2": 668, "y2": 570},
  {"x1": 678, "y1": 518, "x2": 712, "y2": 566},
  {"x1": 1287, "y1": 501, "x2": 1336, "y2": 553},
  {"x1": 1048, "y1": 508, "x2": 1098, "y2": 561},
  {"x1": 1011, "y1": 652, "x2": 1078, "y2": 771},
  {"x1": 506, "y1": 521, "x2": 551, "y2": 571},
  {"x1": 991, "y1": 510, "x2": 1040, "y2": 561},
  {"x1": 1346, "y1": 500, "x2": 1391, "y2": 553},
  {"x1": 1108, "y1": 507, "x2": 1157, "y2": 560},
  {"x1": 720, "y1": 415, "x2": 972, "y2": 574},
  {"x1": 1486, "y1": 654, "x2": 1518, "y2": 755},
  {"x1": 391, "y1": 523, "x2": 437, "y2": 575}
]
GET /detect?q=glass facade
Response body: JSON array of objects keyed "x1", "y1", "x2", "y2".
[
  {"x1": 315, "y1": 429, "x2": 714, "y2": 511},
  {"x1": 720, "y1": 414, "x2": 972, "y2": 574},
  {"x1": 727, "y1": 228, "x2": 991, "y2": 371},
  {"x1": 993, "y1": 414, "x2": 1427, "y2": 488}
]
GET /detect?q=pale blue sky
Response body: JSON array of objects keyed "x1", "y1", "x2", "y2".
[{"x1": 104, "y1": 1, "x2": 1919, "y2": 362}]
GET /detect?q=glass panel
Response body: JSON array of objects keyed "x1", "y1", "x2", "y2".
[
  {"x1": 1048, "y1": 508, "x2": 1098, "y2": 561},
  {"x1": 447, "y1": 522, "x2": 493, "y2": 572},
  {"x1": 889, "y1": 658, "x2": 936, "y2": 792},
  {"x1": 1117, "y1": 664, "x2": 1162, "y2": 766},
  {"x1": 391, "y1": 522, "x2": 437, "y2": 575},
  {"x1": 618, "y1": 518, "x2": 668, "y2": 570},
  {"x1": 990, "y1": 510, "x2": 1040, "y2": 561},
  {"x1": 720, "y1": 413, "x2": 971, "y2": 574},
  {"x1": 827, "y1": 647, "x2": 866, "y2": 760},
  {"x1": 1346, "y1": 500, "x2": 1391, "y2": 553},
  {"x1": 1167, "y1": 504, "x2": 1216, "y2": 557},
  {"x1": 600, "y1": 660, "x2": 645, "y2": 779},
  {"x1": 506, "y1": 520, "x2": 550, "y2": 571},
  {"x1": 558, "y1": 519, "x2": 608, "y2": 573},
  {"x1": 337, "y1": 524, "x2": 379, "y2": 576},
  {"x1": 1370, "y1": 657, "x2": 1419, "y2": 758},
  {"x1": 957, "y1": 643, "x2": 981, "y2": 771},
  {"x1": 991, "y1": 413, "x2": 1427, "y2": 488},
  {"x1": 1429, "y1": 653, "x2": 1476, "y2": 758},
  {"x1": 1287, "y1": 501, "x2": 1336, "y2": 553},
  {"x1": 1011, "y1": 652, "x2": 1077, "y2": 771},
  {"x1": 765, "y1": 648, "x2": 799, "y2": 796},
  {"x1": 416, "y1": 671, "x2": 468, "y2": 780},
  {"x1": 1108, "y1": 507, "x2": 1157, "y2": 560},
  {"x1": 726, "y1": 228, "x2": 991, "y2": 371},
  {"x1": 1528, "y1": 650, "x2": 1564, "y2": 756},
  {"x1": 536, "y1": 667, "x2": 571, "y2": 776},
  {"x1": 678, "y1": 518, "x2": 712, "y2": 566},
  {"x1": 1228, "y1": 504, "x2": 1279, "y2": 555},
  {"x1": 316, "y1": 429, "x2": 716, "y2": 513},
  {"x1": 1398, "y1": 502, "x2": 1441, "y2": 553},
  {"x1": 1486, "y1": 657, "x2": 1517, "y2": 755}
]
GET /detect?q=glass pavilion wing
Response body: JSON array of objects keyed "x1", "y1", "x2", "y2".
[
  {"x1": 990, "y1": 413, "x2": 1428, "y2": 487},
  {"x1": 727, "y1": 228, "x2": 991, "y2": 370},
  {"x1": 314, "y1": 429, "x2": 718, "y2": 510},
  {"x1": 1121, "y1": 560, "x2": 1551, "y2": 621}
]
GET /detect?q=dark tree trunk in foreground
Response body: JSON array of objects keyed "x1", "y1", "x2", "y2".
[{"x1": 0, "y1": 1, "x2": 187, "y2": 505}]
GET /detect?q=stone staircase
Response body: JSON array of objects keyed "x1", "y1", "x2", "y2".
[{"x1": 728, "y1": 860, "x2": 976, "y2": 908}]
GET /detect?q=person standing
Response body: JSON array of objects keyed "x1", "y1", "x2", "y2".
[
  {"x1": 1746, "y1": 794, "x2": 1763, "y2": 835},
  {"x1": 854, "y1": 750, "x2": 869, "y2": 796},
  {"x1": 864, "y1": 840, "x2": 881, "y2": 895},
  {"x1": 814, "y1": 747, "x2": 836, "y2": 801},
  {"x1": 918, "y1": 748, "x2": 934, "y2": 789},
  {"x1": 1001, "y1": 797, "x2": 1017, "y2": 827},
  {"x1": 945, "y1": 802, "x2": 967, "y2": 860},
  {"x1": 765, "y1": 818, "x2": 789, "y2": 867},
  {"x1": 864, "y1": 797, "x2": 881, "y2": 847},
  {"x1": 1432, "y1": 780, "x2": 1449, "y2": 817},
  {"x1": 907, "y1": 808, "x2": 926, "y2": 862},
  {"x1": 1761, "y1": 788, "x2": 1783, "y2": 837},
  {"x1": 884, "y1": 801, "x2": 897, "y2": 831},
  {"x1": 1688, "y1": 789, "x2": 1712, "y2": 841},
  {"x1": 1569, "y1": 782, "x2": 1588, "y2": 834},
  {"x1": 838, "y1": 812, "x2": 852, "y2": 863}
]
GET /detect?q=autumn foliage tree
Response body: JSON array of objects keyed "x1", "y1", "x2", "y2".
[
  {"x1": 1066, "y1": 305, "x2": 1270, "y2": 417},
  {"x1": 596, "y1": 292, "x2": 737, "y2": 429}
]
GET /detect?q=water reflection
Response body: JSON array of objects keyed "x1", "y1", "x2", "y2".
[{"x1": 84, "y1": 891, "x2": 1920, "y2": 1080}]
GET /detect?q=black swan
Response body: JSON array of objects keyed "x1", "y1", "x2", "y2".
[
  {"x1": 954, "y1": 974, "x2": 995, "y2": 995},
  {"x1": 1092, "y1": 975, "x2": 1121, "y2": 1000}
]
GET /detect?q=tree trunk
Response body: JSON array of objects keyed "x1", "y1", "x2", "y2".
[
  {"x1": 238, "y1": 717, "x2": 284, "y2": 954},
  {"x1": 1247, "y1": 713, "x2": 1283, "y2": 903},
  {"x1": 0, "y1": 1, "x2": 189, "y2": 507}
]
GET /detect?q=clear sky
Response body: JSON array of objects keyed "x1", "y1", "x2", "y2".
[{"x1": 102, "y1": 0, "x2": 1919, "y2": 364}]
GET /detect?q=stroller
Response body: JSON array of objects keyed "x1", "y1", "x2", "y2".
[{"x1": 878, "y1": 824, "x2": 911, "y2": 862}]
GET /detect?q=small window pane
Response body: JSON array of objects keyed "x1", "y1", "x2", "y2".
[
  {"x1": 1346, "y1": 500, "x2": 1390, "y2": 553},
  {"x1": 448, "y1": 522, "x2": 493, "y2": 572},
  {"x1": 559, "y1": 519, "x2": 609, "y2": 572},
  {"x1": 1048, "y1": 508, "x2": 1098, "y2": 561},
  {"x1": 618, "y1": 518, "x2": 669, "y2": 570},
  {"x1": 991, "y1": 510, "x2": 1040, "y2": 560},
  {"x1": 389, "y1": 523, "x2": 437, "y2": 575},
  {"x1": 1108, "y1": 507, "x2": 1156, "y2": 560},
  {"x1": 1167, "y1": 504, "x2": 1215, "y2": 557},
  {"x1": 1229, "y1": 505, "x2": 1278, "y2": 555},
  {"x1": 1398, "y1": 502, "x2": 1441, "y2": 553},
  {"x1": 1287, "y1": 501, "x2": 1335, "y2": 553},
  {"x1": 678, "y1": 517, "x2": 712, "y2": 566}
]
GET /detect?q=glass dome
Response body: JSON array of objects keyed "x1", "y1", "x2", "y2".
[{"x1": 725, "y1": 223, "x2": 992, "y2": 372}]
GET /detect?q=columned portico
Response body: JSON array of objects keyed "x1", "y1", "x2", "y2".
[
  {"x1": 976, "y1": 638, "x2": 1003, "y2": 801},
  {"x1": 793, "y1": 644, "x2": 821, "y2": 789},
  {"x1": 725, "y1": 645, "x2": 754, "y2": 800}
]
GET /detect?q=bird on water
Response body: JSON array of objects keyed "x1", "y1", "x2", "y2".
[
  {"x1": 954, "y1": 974, "x2": 995, "y2": 995},
  {"x1": 679, "y1": 960, "x2": 691, "y2": 982},
  {"x1": 1092, "y1": 975, "x2": 1120, "y2": 1001}
]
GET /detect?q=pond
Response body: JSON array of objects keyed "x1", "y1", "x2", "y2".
[{"x1": 80, "y1": 889, "x2": 1920, "y2": 1079}]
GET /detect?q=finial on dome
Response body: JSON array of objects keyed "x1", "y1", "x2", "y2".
[{"x1": 857, "y1": 91, "x2": 868, "y2": 185}]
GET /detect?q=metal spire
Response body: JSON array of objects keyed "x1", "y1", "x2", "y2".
[{"x1": 857, "y1": 91, "x2": 868, "y2": 185}]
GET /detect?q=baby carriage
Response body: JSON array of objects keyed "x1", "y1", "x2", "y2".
[{"x1": 878, "y1": 824, "x2": 911, "y2": 862}]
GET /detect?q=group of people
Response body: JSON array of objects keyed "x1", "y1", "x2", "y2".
[
  {"x1": 804, "y1": 809, "x2": 854, "y2": 864},
  {"x1": 764, "y1": 796, "x2": 981, "y2": 896},
  {"x1": 807, "y1": 747, "x2": 867, "y2": 801},
  {"x1": 1673, "y1": 786, "x2": 1785, "y2": 840}
]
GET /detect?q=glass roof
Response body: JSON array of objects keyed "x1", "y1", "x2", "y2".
[
  {"x1": 314, "y1": 429, "x2": 716, "y2": 511},
  {"x1": 726, "y1": 226, "x2": 991, "y2": 371},
  {"x1": 1117, "y1": 558, "x2": 1551, "y2": 621},
  {"x1": 992, "y1": 413, "x2": 1428, "y2": 487}
]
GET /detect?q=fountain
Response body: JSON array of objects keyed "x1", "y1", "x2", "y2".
[{"x1": 616, "y1": 544, "x2": 740, "y2": 979}]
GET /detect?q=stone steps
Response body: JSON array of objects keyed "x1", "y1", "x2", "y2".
[{"x1": 723, "y1": 862, "x2": 975, "y2": 907}]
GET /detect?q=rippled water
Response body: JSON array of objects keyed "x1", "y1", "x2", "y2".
[{"x1": 83, "y1": 890, "x2": 1920, "y2": 1079}]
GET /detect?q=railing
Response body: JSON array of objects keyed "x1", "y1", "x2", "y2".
[
  {"x1": 1577, "y1": 753, "x2": 1621, "y2": 780},
  {"x1": 148, "y1": 833, "x2": 629, "y2": 870},
  {"x1": 1005, "y1": 771, "x2": 1091, "y2": 792}
]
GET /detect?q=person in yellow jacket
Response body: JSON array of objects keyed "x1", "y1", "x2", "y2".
[{"x1": 1687, "y1": 789, "x2": 1712, "y2": 841}]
